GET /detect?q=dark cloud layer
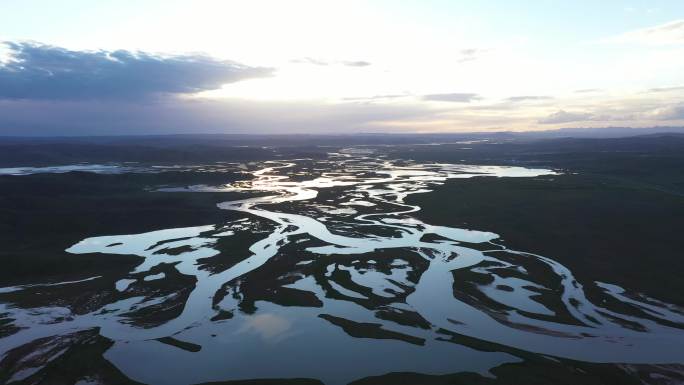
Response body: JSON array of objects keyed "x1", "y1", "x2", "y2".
[
  {"x1": 0, "y1": 97, "x2": 433, "y2": 135},
  {"x1": 0, "y1": 42, "x2": 272, "y2": 100}
]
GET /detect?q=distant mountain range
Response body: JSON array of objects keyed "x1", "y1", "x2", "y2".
[{"x1": 2, "y1": 126, "x2": 684, "y2": 145}]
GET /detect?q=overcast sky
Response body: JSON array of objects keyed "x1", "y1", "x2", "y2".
[{"x1": 1, "y1": 0, "x2": 684, "y2": 135}]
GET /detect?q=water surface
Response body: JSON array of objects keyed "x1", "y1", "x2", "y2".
[{"x1": 2, "y1": 153, "x2": 684, "y2": 384}]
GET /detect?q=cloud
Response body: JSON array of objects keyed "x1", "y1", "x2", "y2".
[
  {"x1": 604, "y1": 19, "x2": 684, "y2": 45},
  {"x1": 647, "y1": 85, "x2": 684, "y2": 93},
  {"x1": 538, "y1": 110, "x2": 594, "y2": 124},
  {"x1": 574, "y1": 88, "x2": 602, "y2": 93},
  {"x1": 646, "y1": 104, "x2": 684, "y2": 120},
  {"x1": 341, "y1": 60, "x2": 371, "y2": 67},
  {"x1": 422, "y1": 93, "x2": 481, "y2": 103},
  {"x1": 291, "y1": 57, "x2": 371, "y2": 67},
  {"x1": 290, "y1": 57, "x2": 329, "y2": 66},
  {"x1": 457, "y1": 48, "x2": 488, "y2": 63},
  {"x1": 0, "y1": 41, "x2": 273, "y2": 100},
  {"x1": 342, "y1": 94, "x2": 408, "y2": 102},
  {"x1": 0, "y1": 96, "x2": 435, "y2": 135},
  {"x1": 467, "y1": 95, "x2": 553, "y2": 111},
  {"x1": 506, "y1": 95, "x2": 553, "y2": 102}
]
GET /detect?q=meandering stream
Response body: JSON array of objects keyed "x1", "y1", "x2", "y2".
[{"x1": 2, "y1": 152, "x2": 684, "y2": 384}]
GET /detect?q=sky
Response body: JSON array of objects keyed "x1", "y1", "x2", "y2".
[{"x1": 1, "y1": 0, "x2": 684, "y2": 135}]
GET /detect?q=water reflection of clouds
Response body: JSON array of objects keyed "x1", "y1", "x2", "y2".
[
  {"x1": 8, "y1": 156, "x2": 684, "y2": 384},
  {"x1": 237, "y1": 313, "x2": 294, "y2": 343}
]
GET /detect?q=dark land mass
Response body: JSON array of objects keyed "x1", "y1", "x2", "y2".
[
  {"x1": 0, "y1": 140, "x2": 327, "y2": 167},
  {"x1": 2, "y1": 130, "x2": 682, "y2": 167},
  {"x1": 3, "y1": 326, "x2": 679, "y2": 385},
  {"x1": 349, "y1": 326, "x2": 684, "y2": 385},
  {"x1": 1, "y1": 133, "x2": 684, "y2": 384},
  {"x1": 2, "y1": 134, "x2": 682, "y2": 300},
  {"x1": 318, "y1": 313, "x2": 426, "y2": 346},
  {"x1": 0, "y1": 171, "x2": 250, "y2": 286},
  {"x1": 440, "y1": 324, "x2": 673, "y2": 385},
  {"x1": 404, "y1": 134, "x2": 684, "y2": 305},
  {"x1": 0, "y1": 328, "x2": 144, "y2": 385},
  {"x1": 196, "y1": 380, "x2": 324, "y2": 385}
]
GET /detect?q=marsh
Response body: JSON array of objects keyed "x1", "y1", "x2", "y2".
[{"x1": 1, "y1": 136, "x2": 684, "y2": 384}]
